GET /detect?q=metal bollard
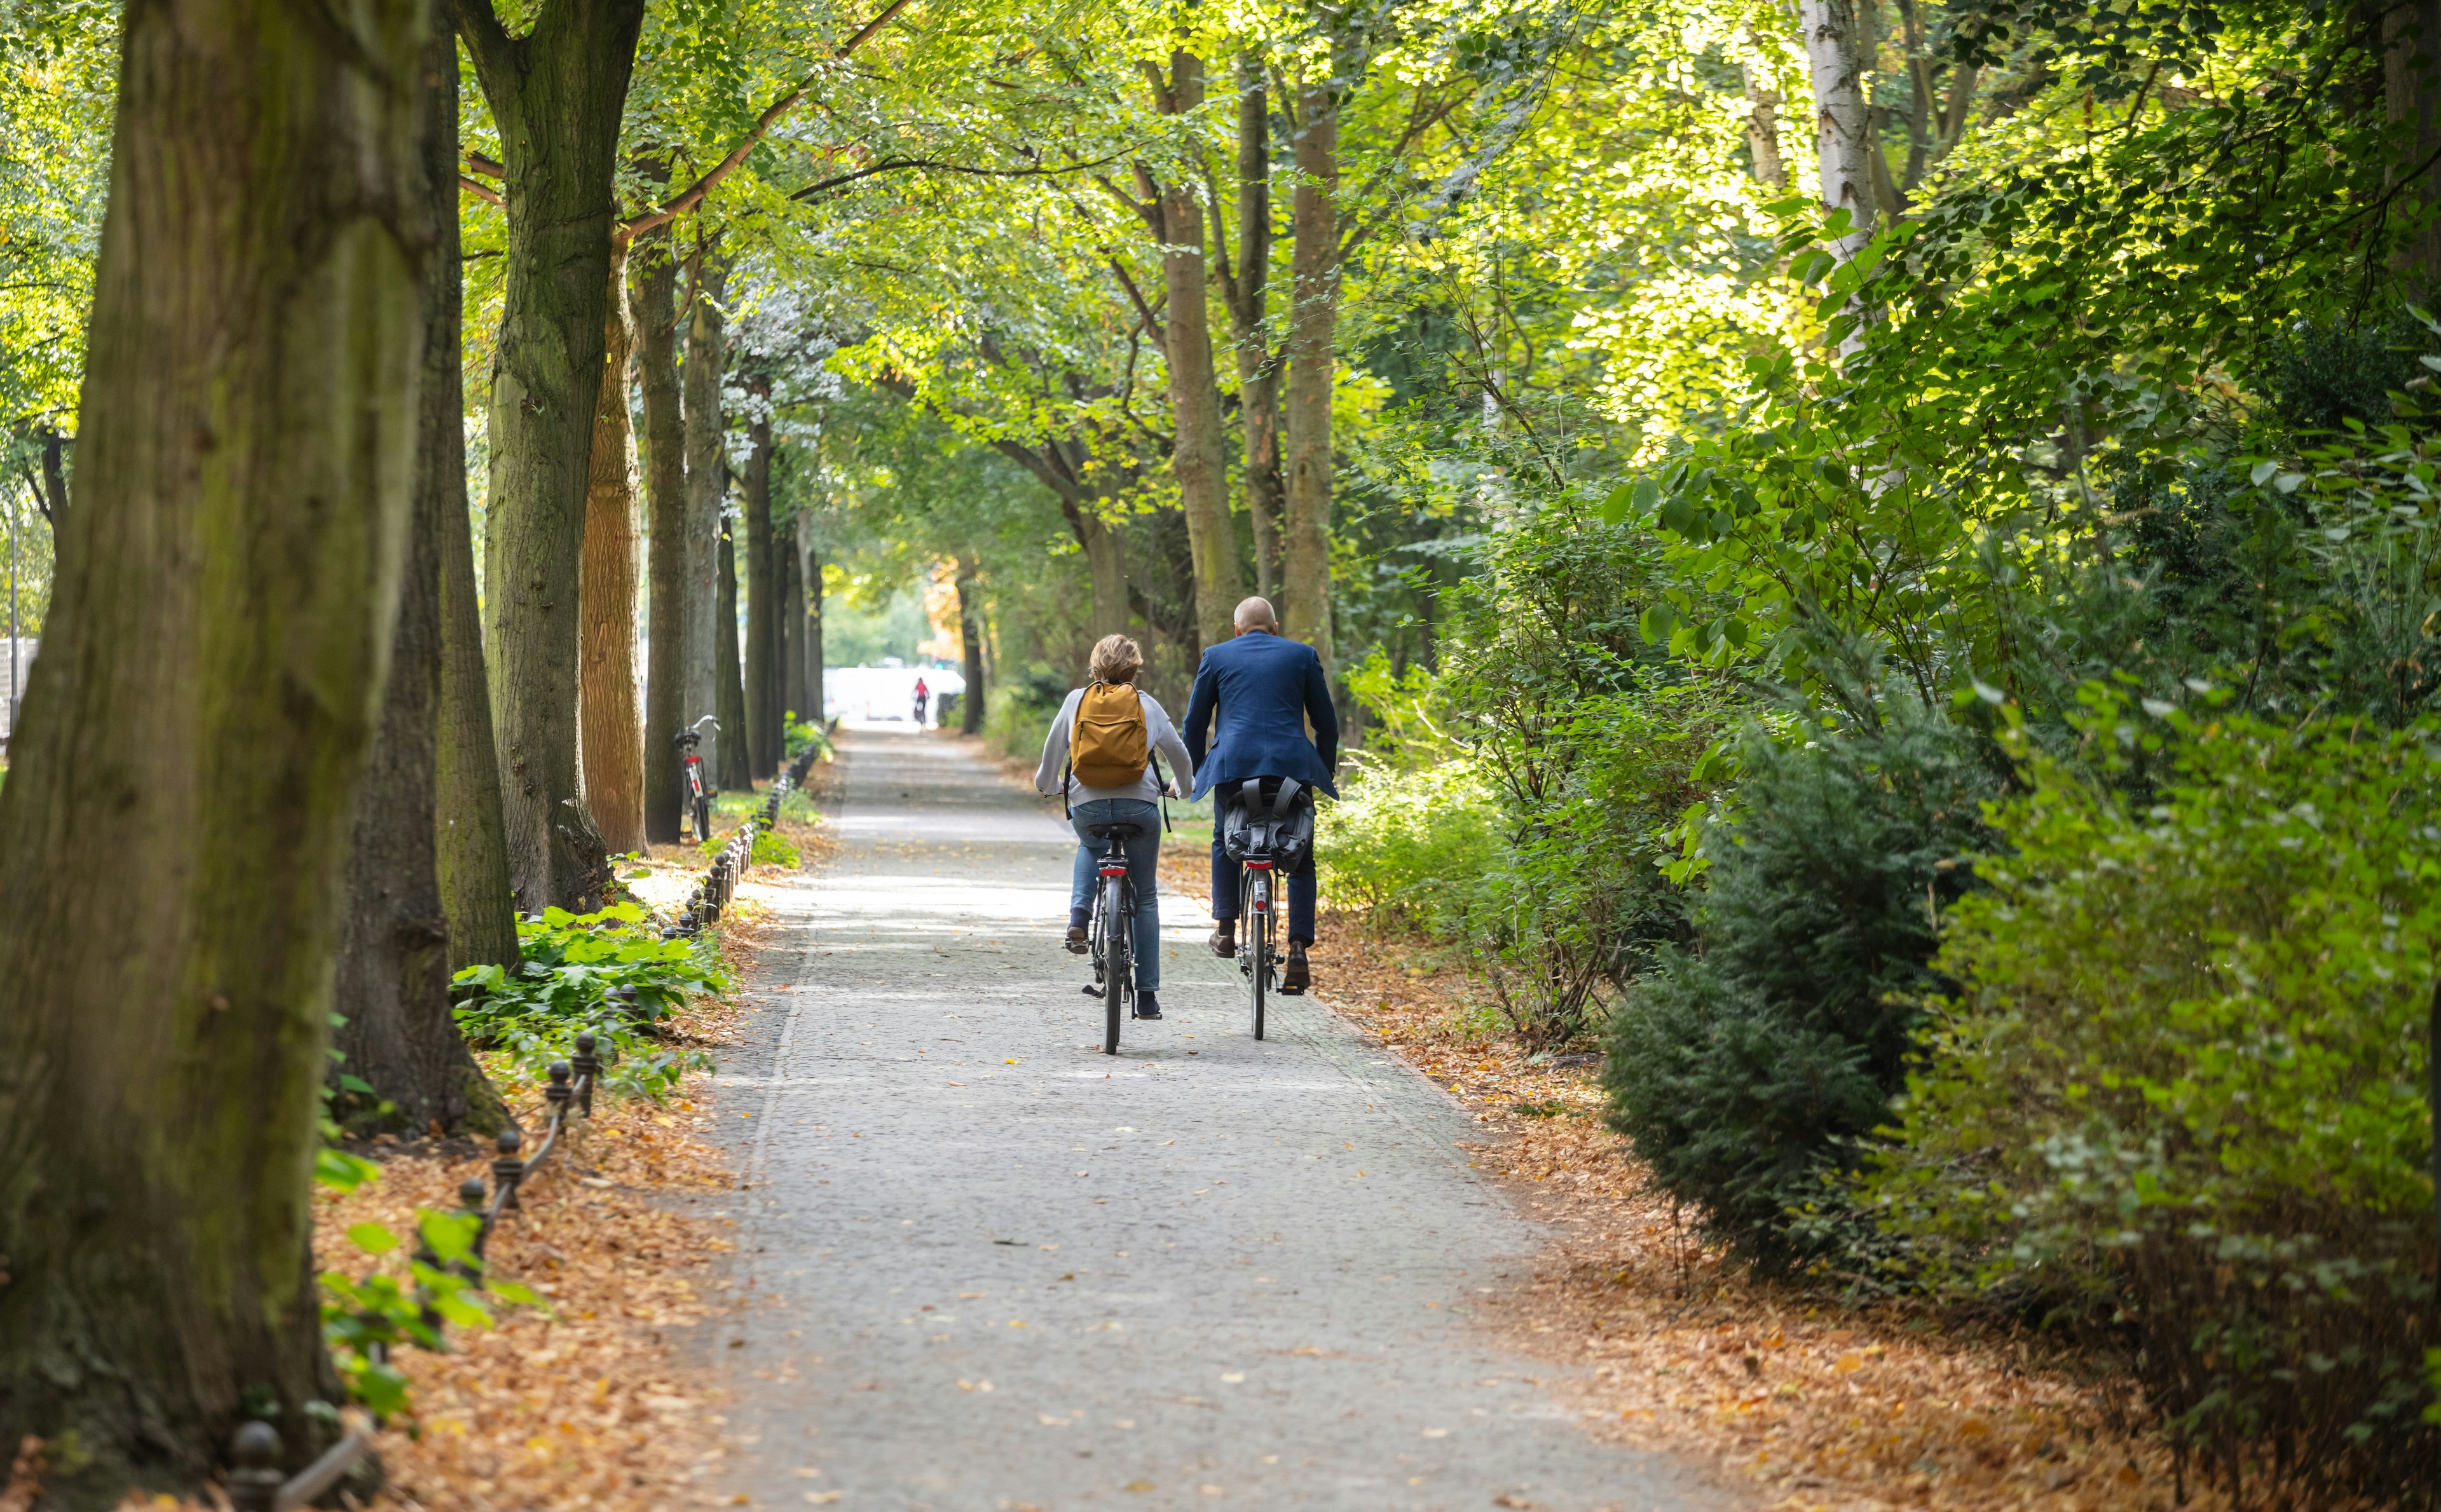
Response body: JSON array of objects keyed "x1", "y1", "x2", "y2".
[
  {"x1": 571, "y1": 1031, "x2": 601, "y2": 1117},
  {"x1": 457, "y1": 1178, "x2": 490, "y2": 1267},
  {"x1": 491, "y1": 1127, "x2": 524, "y2": 1211},
  {"x1": 544, "y1": 1062, "x2": 574, "y2": 1127},
  {"x1": 228, "y1": 1421, "x2": 283, "y2": 1512}
]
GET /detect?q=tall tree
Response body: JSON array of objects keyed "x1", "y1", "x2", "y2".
[
  {"x1": 798, "y1": 512, "x2": 826, "y2": 720},
  {"x1": 1149, "y1": 50, "x2": 1243, "y2": 650},
  {"x1": 580, "y1": 243, "x2": 646, "y2": 853},
  {"x1": 635, "y1": 233, "x2": 690, "y2": 843},
  {"x1": 1219, "y1": 51, "x2": 1285, "y2": 603},
  {"x1": 742, "y1": 387, "x2": 780, "y2": 778},
  {"x1": 716, "y1": 517, "x2": 752, "y2": 789},
  {"x1": 1282, "y1": 34, "x2": 1351, "y2": 674},
  {"x1": 778, "y1": 541, "x2": 805, "y2": 727},
  {"x1": 1800, "y1": 0, "x2": 1875, "y2": 265},
  {"x1": 685, "y1": 251, "x2": 730, "y2": 784},
  {"x1": 449, "y1": 0, "x2": 647, "y2": 909},
  {"x1": 957, "y1": 558, "x2": 986, "y2": 735},
  {"x1": 0, "y1": 0, "x2": 424, "y2": 1492},
  {"x1": 336, "y1": 24, "x2": 513, "y2": 1137}
]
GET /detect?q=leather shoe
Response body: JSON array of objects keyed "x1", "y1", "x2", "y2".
[
  {"x1": 1064, "y1": 925, "x2": 1088, "y2": 955},
  {"x1": 1280, "y1": 942, "x2": 1311, "y2": 995},
  {"x1": 1207, "y1": 925, "x2": 1236, "y2": 958}
]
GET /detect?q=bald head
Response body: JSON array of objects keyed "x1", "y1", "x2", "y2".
[{"x1": 1233, "y1": 596, "x2": 1279, "y2": 634}]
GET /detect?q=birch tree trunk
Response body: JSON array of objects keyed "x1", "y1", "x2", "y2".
[
  {"x1": 1740, "y1": 55, "x2": 1788, "y2": 190},
  {"x1": 579, "y1": 243, "x2": 645, "y2": 855},
  {"x1": 1801, "y1": 0, "x2": 1876, "y2": 262},
  {"x1": 634, "y1": 236, "x2": 689, "y2": 844},
  {"x1": 1153, "y1": 51, "x2": 1245, "y2": 651},
  {"x1": 1282, "y1": 57, "x2": 1343, "y2": 674},
  {"x1": 0, "y1": 0, "x2": 423, "y2": 1491}
]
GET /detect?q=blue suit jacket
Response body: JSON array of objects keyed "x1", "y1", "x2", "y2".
[{"x1": 1182, "y1": 632, "x2": 1339, "y2": 800}]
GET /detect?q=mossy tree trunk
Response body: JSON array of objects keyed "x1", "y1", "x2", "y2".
[
  {"x1": 1224, "y1": 52, "x2": 1284, "y2": 605},
  {"x1": 0, "y1": 0, "x2": 424, "y2": 1495},
  {"x1": 449, "y1": 0, "x2": 645, "y2": 909},
  {"x1": 716, "y1": 520, "x2": 751, "y2": 791},
  {"x1": 778, "y1": 542, "x2": 805, "y2": 731},
  {"x1": 799, "y1": 514, "x2": 825, "y2": 722},
  {"x1": 741, "y1": 394, "x2": 779, "y2": 780},
  {"x1": 1283, "y1": 51, "x2": 1343, "y2": 677},
  {"x1": 335, "y1": 25, "x2": 513, "y2": 1138},
  {"x1": 578, "y1": 242, "x2": 645, "y2": 855},
  {"x1": 1149, "y1": 51, "x2": 1243, "y2": 650},
  {"x1": 634, "y1": 235, "x2": 689, "y2": 844}
]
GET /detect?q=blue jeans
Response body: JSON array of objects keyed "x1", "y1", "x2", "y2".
[
  {"x1": 1208, "y1": 780, "x2": 1317, "y2": 944},
  {"x1": 1069, "y1": 798, "x2": 1162, "y2": 991}
]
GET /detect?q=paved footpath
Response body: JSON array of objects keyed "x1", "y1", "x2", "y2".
[{"x1": 706, "y1": 728, "x2": 1717, "y2": 1512}]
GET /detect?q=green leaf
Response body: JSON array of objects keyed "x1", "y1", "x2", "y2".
[{"x1": 346, "y1": 1222, "x2": 399, "y2": 1255}]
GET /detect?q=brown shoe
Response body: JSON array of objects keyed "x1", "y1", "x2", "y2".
[
  {"x1": 1208, "y1": 923, "x2": 1237, "y2": 958},
  {"x1": 1064, "y1": 925, "x2": 1088, "y2": 955},
  {"x1": 1280, "y1": 942, "x2": 1310, "y2": 995}
]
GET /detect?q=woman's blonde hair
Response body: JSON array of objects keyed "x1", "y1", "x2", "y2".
[{"x1": 1088, "y1": 634, "x2": 1144, "y2": 684}]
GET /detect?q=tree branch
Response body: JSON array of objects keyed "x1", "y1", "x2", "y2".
[
  {"x1": 460, "y1": 175, "x2": 503, "y2": 205},
  {"x1": 788, "y1": 149, "x2": 1135, "y2": 205},
  {"x1": 444, "y1": 0, "x2": 517, "y2": 102},
  {"x1": 620, "y1": 0, "x2": 916, "y2": 242}
]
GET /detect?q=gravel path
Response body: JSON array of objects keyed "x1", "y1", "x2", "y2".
[{"x1": 706, "y1": 728, "x2": 1716, "y2": 1512}]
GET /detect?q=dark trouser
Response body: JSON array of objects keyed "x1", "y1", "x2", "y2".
[{"x1": 1208, "y1": 779, "x2": 1316, "y2": 944}]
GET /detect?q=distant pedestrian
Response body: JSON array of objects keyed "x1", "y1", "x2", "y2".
[{"x1": 913, "y1": 676, "x2": 930, "y2": 726}]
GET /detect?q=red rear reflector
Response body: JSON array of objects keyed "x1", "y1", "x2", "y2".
[
  {"x1": 1100, "y1": 866, "x2": 1128, "y2": 876},
  {"x1": 1245, "y1": 861, "x2": 1274, "y2": 870}
]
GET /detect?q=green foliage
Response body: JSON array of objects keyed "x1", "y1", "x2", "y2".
[
  {"x1": 703, "y1": 825, "x2": 799, "y2": 869},
  {"x1": 451, "y1": 904, "x2": 725, "y2": 1098},
  {"x1": 1315, "y1": 754, "x2": 1500, "y2": 938},
  {"x1": 1602, "y1": 697, "x2": 1995, "y2": 1267},
  {"x1": 782, "y1": 712, "x2": 833, "y2": 762},
  {"x1": 1868, "y1": 697, "x2": 2439, "y2": 1501}
]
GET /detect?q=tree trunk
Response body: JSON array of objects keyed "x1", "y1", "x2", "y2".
[
  {"x1": 1154, "y1": 51, "x2": 1245, "y2": 651},
  {"x1": 634, "y1": 235, "x2": 689, "y2": 845},
  {"x1": 957, "y1": 560, "x2": 986, "y2": 735},
  {"x1": 716, "y1": 519, "x2": 751, "y2": 791},
  {"x1": 684, "y1": 254, "x2": 728, "y2": 784},
  {"x1": 334, "y1": 25, "x2": 513, "y2": 1141},
  {"x1": 578, "y1": 243, "x2": 645, "y2": 855},
  {"x1": 1283, "y1": 57, "x2": 1342, "y2": 675},
  {"x1": 453, "y1": 0, "x2": 645, "y2": 911},
  {"x1": 1800, "y1": 0, "x2": 1875, "y2": 262},
  {"x1": 1740, "y1": 55, "x2": 1788, "y2": 190},
  {"x1": 741, "y1": 396, "x2": 779, "y2": 779},
  {"x1": 2386, "y1": 0, "x2": 2441, "y2": 289},
  {"x1": 778, "y1": 542, "x2": 805, "y2": 730},
  {"x1": 1079, "y1": 505, "x2": 1131, "y2": 641},
  {"x1": 0, "y1": 0, "x2": 422, "y2": 1491},
  {"x1": 799, "y1": 514, "x2": 825, "y2": 720},
  {"x1": 1231, "y1": 53, "x2": 1285, "y2": 604},
  {"x1": 432, "y1": 42, "x2": 519, "y2": 976}
]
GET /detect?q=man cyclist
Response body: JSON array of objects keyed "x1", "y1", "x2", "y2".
[{"x1": 1182, "y1": 596, "x2": 1337, "y2": 993}]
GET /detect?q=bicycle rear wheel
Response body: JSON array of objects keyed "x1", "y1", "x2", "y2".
[
  {"x1": 1244, "y1": 866, "x2": 1270, "y2": 1041},
  {"x1": 1100, "y1": 873, "x2": 1129, "y2": 1054},
  {"x1": 692, "y1": 792, "x2": 711, "y2": 845}
]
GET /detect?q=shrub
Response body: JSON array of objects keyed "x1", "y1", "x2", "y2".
[
  {"x1": 1315, "y1": 755, "x2": 1501, "y2": 937},
  {"x1": 1867, "y1": 696, "x2": 2440, "y2": 1506},
  {"x1": 702, "y1": 826, "x2": 799, "y2": 868},
  {"x1": 1602, "y1": 697, "x2": 1994, "y2": 1265},
  {"x1": 451, "y1": 904, "x2": 727, "y2": 1098}
]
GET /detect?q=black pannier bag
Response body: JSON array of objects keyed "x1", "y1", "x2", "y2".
[{"x1": 1221, "y1": 776, "x2": 1315, "y2": 864}]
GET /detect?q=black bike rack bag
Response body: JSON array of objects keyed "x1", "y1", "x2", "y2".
[{"x1": 1221, "y1": 777, "x2": 1315, "y2": 864}]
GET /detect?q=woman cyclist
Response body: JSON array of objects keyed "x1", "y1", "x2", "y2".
[{"x1": 1034, "y1": 635, "x2": 1193, "y2": 1019}]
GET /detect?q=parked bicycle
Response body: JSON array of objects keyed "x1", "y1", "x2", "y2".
[
  {"x1": 673, "y1": 715, "x2": 720, "y2": 843},
  {"x1": 1080, "y1": 819, "x2": 1143, "y2": 1054}
]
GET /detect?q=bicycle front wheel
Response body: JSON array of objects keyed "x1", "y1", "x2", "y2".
[{"x1": 1100, "y1": 873, "x2": 1129, "y2": 1054}]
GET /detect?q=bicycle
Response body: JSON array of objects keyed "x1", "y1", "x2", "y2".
[
  {"x1": 1080, "y1": 820, "x2": 1142, "y2": 1055},
  {"x1": 1219, "y1": 777, "x2": 1313, "y2": 1042},
  {"x1": 672, "y1": 715, "x2": 719, "y2": 843}
]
